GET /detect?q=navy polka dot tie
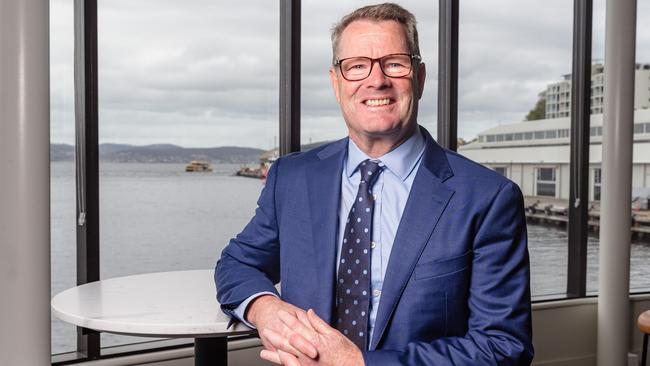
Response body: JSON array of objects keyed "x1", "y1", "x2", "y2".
[{"x1": 335, "y1": 159, "x2": 383, "y2": 350}]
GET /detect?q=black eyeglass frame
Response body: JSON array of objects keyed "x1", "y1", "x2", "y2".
[{"x1": 334, "y1": 53, "x2": 422, "y2": 81}]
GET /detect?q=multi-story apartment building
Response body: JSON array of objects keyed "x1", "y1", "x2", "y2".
[{"x1": 545, "y1": 63, "x2": 650, "y2": 118}]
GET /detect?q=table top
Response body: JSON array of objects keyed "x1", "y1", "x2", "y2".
[{"x1": 51, "y1": 269, "x2": 254, "y2": 338}]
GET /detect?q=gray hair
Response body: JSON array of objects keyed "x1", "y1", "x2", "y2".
[{"x1": 330, "y1": 3, "x2": 420, "y2": 65}]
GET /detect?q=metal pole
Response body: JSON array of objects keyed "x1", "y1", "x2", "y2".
[
  {"x1": 0, "y1": 0, "x2": 51, "y2": 364},
  {"x1": 597, "y1": 0, "x2": 636, "y2": 364}
]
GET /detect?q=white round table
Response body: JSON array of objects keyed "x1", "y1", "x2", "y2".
[{"x1": 51, "y1": 269, "x2": 254, "y2": 365}]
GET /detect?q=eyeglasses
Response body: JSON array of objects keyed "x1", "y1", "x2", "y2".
[{"x1": 334, "y1": 53, "x2": 421, "y2": 81}]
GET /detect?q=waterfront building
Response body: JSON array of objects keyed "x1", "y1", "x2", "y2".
[{"x1": 460, "y1": 109, "x2": 650, "y2": 201}]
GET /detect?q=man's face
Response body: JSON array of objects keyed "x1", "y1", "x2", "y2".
[{"x1": 330, "y1": 20, "x2": 426, "y2": 141}]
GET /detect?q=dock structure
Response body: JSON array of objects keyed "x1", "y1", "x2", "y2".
[{"x1": 523, "y1": 196, "x2": 650, "y2": 240}]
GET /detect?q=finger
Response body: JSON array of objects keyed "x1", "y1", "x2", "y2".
[
  {"x1": 260, "y1": 349, "x2": 282, "y2": 365},
  {"x1": 307, "y1": 308, "x2": 335, "y2": 336},
  {"x1": 295, "y1": 309, "x2": 317, "y2": 333},
  {"x1": 278, "y1": 310, "x2": 319, "y2": 352},
  {"x1": 259, "y1": 336, "x2": 277, "y2": 352},
  {"x1": 277, "y1": 349, "x2": 302, "y2": 366},
  {"x1": 262, "y1": 328, "x2": 305, "y2": 359},
  {"x1": 287, "y1": 332, "x2": 318, "y2": 359}
]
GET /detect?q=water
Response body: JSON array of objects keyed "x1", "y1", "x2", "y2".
[
  {"x1": 51, "y1": 162, "x2": 262, "y2": 354},
  {"x1": 50, "y1": 162, "x2": 650, "y2": 354}
]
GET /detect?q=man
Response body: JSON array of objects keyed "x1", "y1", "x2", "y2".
[{"x1": 216, "y1": 3, "x2": 533, "y2": 365}]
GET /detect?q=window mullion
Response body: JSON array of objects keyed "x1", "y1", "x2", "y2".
[
  {"x1": 567, "y1": 0, "x2": 593, "y2": 298},
  {"x1": 279, "y1": 0, "x2": 301, "y2": 155},
  {"x1": 74, "y1": 0, "x2": 101, "y2": 358},
  {"x1": 437, "y1": 0, "x2": 459, "y2": 151}
]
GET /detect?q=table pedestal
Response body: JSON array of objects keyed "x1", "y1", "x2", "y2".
[{"x1": 194, "y1": 337, "x2": 227, "y2": 366}]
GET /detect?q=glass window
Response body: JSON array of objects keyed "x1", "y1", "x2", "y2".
[
  {"x1": 538, "y1": 167, "x2": 556, "y2": 182},
  {"x1": 496, "y1": 134, "x2": 505, "y2": 142},
  {"x1": 50, "y1": 0, "x2": 77, "y2": 355},
  {"x1": 505, "y1": 133, "x2": 514, "y2": 141},
  {"x1": 593, "y1": 167, "x2": 601, "y2": 201},
  {"x1": 457, "y1": 0, "x2": 572, "y2": 299},
  {"x1": 559, "y1": 128, "x2": 570, "y2": 138},
  {"x1": 634, "y1": 123, "x2": 644, "y2": 134},
  {"x1": 486, "y1": 134, "x2": 496, "y2": 142},
  {"x1": 536, "y1": 167, "x2": 557, "y2": 197},
  {"x1": 96, "y1": 0, "x2": 278, "y2": 348},
  {"x1": 629, "y1": 0, "x2": 650, "y2": 293},
  {"x1": 514, "y1": 133, "x2": 523, "y2": 141},
  {"x1": 545, "y1": 130, "x2": 557, "y2": 139},
  {"x1": 494, "y1": 166, "x2": 508, "y2": 176},
  {"x1": 585, "y1": 0, "x2": 650, "y2": 295}
]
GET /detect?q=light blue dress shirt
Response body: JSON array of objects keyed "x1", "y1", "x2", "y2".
[{"x1": 233, "y1": 128, "x2": 425, "y2": 343}]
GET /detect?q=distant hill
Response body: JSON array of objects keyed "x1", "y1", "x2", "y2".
[{"x1": 50, "y1": 143, "x2": 266, "y2": 164}]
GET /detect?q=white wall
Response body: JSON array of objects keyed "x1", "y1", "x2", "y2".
[
  {"x1": 532, "y1": 295, "x2": 650, "y2": 366},
  {"x1": 634, "y1": 70, "x2": 650, "y2": 110},
  {"x1": 633, "y1": 164, "x2": 646, "y2": 188}
]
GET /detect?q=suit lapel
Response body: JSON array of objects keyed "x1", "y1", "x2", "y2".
[
  {"x1": 305, "y1": 139, "x2": 347, "y2": 324},
  {"x1": 370, "y1": 130, "x2": 455, "y2": 350}
]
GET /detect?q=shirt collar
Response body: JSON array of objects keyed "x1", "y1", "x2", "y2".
[{"x1": 345, "y1": 126, "x2": 425, "y2": 181}]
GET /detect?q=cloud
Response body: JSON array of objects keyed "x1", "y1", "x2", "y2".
[{"x1": 50, "y1": 0, "x2": 650, "y2": 147}]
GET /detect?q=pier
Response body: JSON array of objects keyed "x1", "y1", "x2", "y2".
[{"x1": 524, "y1": 197, "x2": 650, "y2": 240}]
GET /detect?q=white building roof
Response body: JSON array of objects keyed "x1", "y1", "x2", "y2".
[
  {"x1": 459, "y1": 109, "x2": 650, "y2": 164},
  {"x1": 459, "y1": 142, "x2": 650, "y2": 164},
  {"x1": 475, "y1": 108, "x2": 650, "y2": 136}
]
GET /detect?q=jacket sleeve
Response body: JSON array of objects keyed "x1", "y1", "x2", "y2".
[
  {"x1": 363, "y1": 181, "x2": 534, "y2": 365},
  {"x1": 214, "y1": 158, "x2": 283, "y2": 319}
]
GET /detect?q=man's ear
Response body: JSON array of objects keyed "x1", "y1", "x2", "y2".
[
  {"x1": 329, "y1": 67, "x2": 342, "y2": 104},
  {"x1": 416, "y1": 62, "x2": 426, "y2": 100}
]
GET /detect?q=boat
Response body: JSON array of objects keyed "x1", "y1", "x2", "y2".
[
  {"x1": 185, "y1": 160, "x2": 213, "y2": 172},
  {"x1": 236, "y1": 148, "x2": 278, "y2": 180}
]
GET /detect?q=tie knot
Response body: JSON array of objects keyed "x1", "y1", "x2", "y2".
[{"x1": 358, "y1": 159, "x2": 382, "y2": 186}]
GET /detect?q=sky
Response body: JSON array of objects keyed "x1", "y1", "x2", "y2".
[{"x1": 49, "y1": 0, "x2": 650, "y2": 149}]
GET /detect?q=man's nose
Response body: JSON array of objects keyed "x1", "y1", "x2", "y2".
[{"x1": 366, "y1": 60, "x2": 391, "y2": 87}]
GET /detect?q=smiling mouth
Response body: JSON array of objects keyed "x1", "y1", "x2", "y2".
[{"x1": 364, "y1": 98, "x2": 392, "y2": 107}]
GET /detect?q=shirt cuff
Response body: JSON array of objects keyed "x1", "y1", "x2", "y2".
[{"x1": 232, "y1": 291, "x2": 279, "y2": 328}]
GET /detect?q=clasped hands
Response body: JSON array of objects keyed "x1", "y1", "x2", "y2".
[{"x1": 246, "y1": 295, "x2": 365, "y2": 366}]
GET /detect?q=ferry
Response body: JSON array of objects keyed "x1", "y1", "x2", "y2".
[{"x1": 185, "y1": 160, "x2": 213, "y2": 172}]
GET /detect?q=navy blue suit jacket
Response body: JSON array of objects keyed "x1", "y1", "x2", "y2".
[{"x1": 215, "y1": 127, "x2": 534, "y2": 365}]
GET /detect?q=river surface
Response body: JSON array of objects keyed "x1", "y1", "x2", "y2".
[{"x1": 50, "y1": 162, "x2": 650, "y2": 354}]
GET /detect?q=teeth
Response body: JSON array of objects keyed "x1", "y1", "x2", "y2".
[{"x1": 365, "y1": 98, "x2": 390, "y2": 106}]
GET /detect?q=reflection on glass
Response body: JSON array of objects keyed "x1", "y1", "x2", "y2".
[{"x1": 457, "y1": 0, "x2": 573, "y2": 299}]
